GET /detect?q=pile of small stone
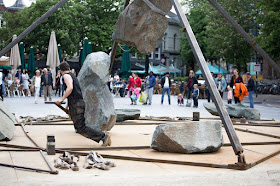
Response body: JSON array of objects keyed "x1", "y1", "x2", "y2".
[
  {"x1": 54, "y1": 152, "x2": 80, "y2": 171},
  {"x1": 19, "y1": 115, "x2": 70, "y2": 124},
  {"x1": 83, "y1": 151, "x2": 116, "y2": 170}
]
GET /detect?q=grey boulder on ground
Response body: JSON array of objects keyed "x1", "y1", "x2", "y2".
[
  {"x1": 151, "y1": 121, "x2": 223, "y2": 154},
  {"x1": 112, "y1": 0, "x2": 172, "y2": 54},
  {"x1": 78, "y1": 52, "x2": 116, "y2": 131},
  {"x1": 115, "y1": 109, "x2": 141, "y2": 122},
  {"x1": 0, "y1": 101, "x2": 16, "y2": 140},
  {"x1": 203, "y1": 102, "x2": 260, "y2": 120}
]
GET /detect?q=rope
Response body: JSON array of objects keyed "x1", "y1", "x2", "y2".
[{"x1": 118, "y1": 43, "x2": 134, "y2": 52}]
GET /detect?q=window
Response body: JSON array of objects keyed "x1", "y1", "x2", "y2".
[
  {"x1": 149, "y1": 52, "x2": 153, "y2": 59},
  {"x1": 163, "y1": 33, "x2": 167, "y2": 49},
  {"x1": 154, "y1": 48, "x2": 160, "y2": 60},
  {"x1": 173, "y1": 34, "x2": 177, "y2": 50}
]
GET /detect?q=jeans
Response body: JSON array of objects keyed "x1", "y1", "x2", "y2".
[
  {"x1": 187, "y1": 87, "x2": 193, "y2": 99},
  {"x1": 2, "y1": 82, "x2": 5, "y2": 96},
  {"x1": 248, "y1": 91, "x2": 254, "y2": 108},
  {"x1": 146, "y1": 87, "x2": 154, "y2": 104},
  {"x1": 206, "y1": 88, "x2": 211, "y2": 102},
  {"x1": 161, "y1": 87, "x2": 171, "y2": 104},
  {"x1": 43, "y1": 85, "x2": 52, "y2": 101},
  {"x1": 69, "y1": 99, "x2": 105, "y2": 142},
  {"x1": 193, "y1": 97, "x2": 198, "y2": 107}
]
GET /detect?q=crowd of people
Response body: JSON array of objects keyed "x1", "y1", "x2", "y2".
[
  {"x1": 110, "y1": 68, "x2": 255, "y2": 108},
  {"x1": 0, "y1": 68, "x2": 77, "y2": 104}
]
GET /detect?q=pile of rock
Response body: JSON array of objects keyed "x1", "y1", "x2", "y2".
[
  {"x1": 83, "y1": 151, "x2": 116, "y2": 170},
  {"x1": 203, "y1": 102, "x2": 260, "y2": 120},
  {"x1": 54, "y1": 152, "x2": 80, "y2": 171},
  {"x1": 151, "y1": 121, "x2": 223, "y2": 154}
]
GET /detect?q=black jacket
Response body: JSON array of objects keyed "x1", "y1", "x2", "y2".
[
  {"x1": 41, "y1": 73, "x2": 53, "y2": 86},
  {"x1": 161, "y1": 76, "x2": 171, "y2": 88},
  {"x1": 247, "y1": 78, "x2": 255, "y2": 91},
  {"x1": 230, "y1": 75, "x2": 243, "y2": 88},
  {"x1": 186, "y1": 76, "x2": 198, "y2": 88}
]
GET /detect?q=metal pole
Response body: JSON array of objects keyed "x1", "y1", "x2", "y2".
[
  {"x1": 0, "y1": 0, "x2": 70, "y2": 57},
  {"x1": 171, "y1": 0, "x2": 245, "y2": 163},
  {"x1": 145, "y1": 55, "x2": 149, "y2": 76},
  {"x1": 109, "y1": 0, "x2": 131, "y2": 75},
  {"x1": 207, "y1": 0, "x2": 280, "y2": 75}
]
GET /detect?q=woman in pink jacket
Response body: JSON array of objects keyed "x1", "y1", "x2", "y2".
[{"x1": 130, "y1": 84, "x2": 140, "y2": 105}]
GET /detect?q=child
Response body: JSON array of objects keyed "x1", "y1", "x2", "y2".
[
  {"x1": 177, "y1": 93, "x2": 184, "y2": 106},
  {"x1": 227, "y1": 86, "x2": 233, "y2": 104},
  {"x1": 192, "y1": 84, "x2": 199, "y2": 108},
  {"x1": 130, "y1": 84, "x2": 140, "y2": 105}
]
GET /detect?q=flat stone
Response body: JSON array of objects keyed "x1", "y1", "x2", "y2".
[
  {"x1": 112, "y1": 0, "x2": 172, "y2": 54},
  {"x1": 78, "y1": 52, "x2": 116, "y2": 131},
  {"x1": 203, "y1": 102, "x2": 261, "y2": 120},
  {"x1": 115, "y1": 109, "x2": 141, "y2": 122},
  {"x1": 151, "y1": 121, "x2": 223, "y2": 154},
  {"x1": 0, "y1": 101, "x2": 16, "y2": 140}
]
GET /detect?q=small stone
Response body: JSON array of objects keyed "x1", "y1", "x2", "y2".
[
  {"x1": 151, "y1": 121, "x2": 223, "y2": 154},
  {"x1": 115, "y1": 109, "x2": 141, "y2": 122},
  {"x1": 0, "y1": 101, "x2": 16, "y2": 140},
  {"x1": 203, "y1": 102, "x2": 260, "y2": 120},
  {"x1": 78, "y1": 52, "x2": 116, "y2": 131},
  {"x1": 112, "y1": 0, "x2": 172, "y2": 54}
]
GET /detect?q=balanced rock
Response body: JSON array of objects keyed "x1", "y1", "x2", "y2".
[
  {"x1": 78, "y1": 52, "x2": 116, "y2": 131},
  {"x1": 0, "y1": 101, "x2": 16, "y2": 140},
  {"x1": 115, "y1": 109, "x2": 141, "y2": 122},
  {"x1": 203, "y1": 102, "x2": 260, "y2": 120},
  {"x1": 151, "y1": 121, "x2": 223, "y2": 154},
  {"x1": 112, "y1": 0, "x2": 172, "y2": 54}
]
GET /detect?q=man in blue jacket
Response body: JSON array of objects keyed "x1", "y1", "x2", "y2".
[
  {"x1": 246, "y1": 72, "x2": 255, "y2": 108},
  {"x1": 214, "y1": 72, "x2": 227, "y2": 99},
  {"x1": 144, "y1": 71, "x2": 156, "y2": 105}
]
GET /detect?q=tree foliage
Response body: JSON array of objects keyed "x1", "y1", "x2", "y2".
[
  {"x1": 0, "y1": 0, "x2": 123, "y2": 57},
  {"x1": 180, "y1": 0, "x2": 257, "y2": 71}
]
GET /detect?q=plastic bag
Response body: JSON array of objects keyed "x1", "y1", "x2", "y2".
[{"x1": 139, "y1": 92, "x2": 148, "y2": 103}]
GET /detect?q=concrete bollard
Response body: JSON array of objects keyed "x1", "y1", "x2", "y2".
[{"x1": 47, "y1": 135, "x2": 56, "y2": 155}]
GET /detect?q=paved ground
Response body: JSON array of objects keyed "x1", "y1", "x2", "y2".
[
  {"x1": 3, "y1": 94, "x2": 280, "y2": 120},
  {"x1": 1, "y1": 93, "x2": 280, "y2": 185}
]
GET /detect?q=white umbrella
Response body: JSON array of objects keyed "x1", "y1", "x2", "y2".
[
  {"x1": 10, "y1": 35, "x2": 21, "y2": 79},
  {"x1": 46, "y1": 31, "x2": 60, "y2": 86}
]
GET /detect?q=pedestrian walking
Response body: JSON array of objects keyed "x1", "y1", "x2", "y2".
[
  {"x1": 193, "y1": 84, "x2": 199, "y2": 108},
  {"x1": 230, "y1": 69, "x2": 243, "y2": 104},
  {"x1": 214, "y1": 72, "x2": 227, "y2": 99},
  {"x1": 186, "y1": 70, "x2": 198, "y2": 100},
  {"x1": 22, "y1": 69, "x2": 30, "y2": 97},
  {"x1": 41, "y1": 68, "x2": 53, "y2": 102},
  {"x1": 32, "y1": 70, "x2": 41, "y2": 104},
  {"x1": 128, "y1": 72, "x2": 141, "y2": 97},
  {"x1": 56, "y1": 62, "x2": 111, "y2": 146},
  {"x1": 144, "y1": 71, "x2": 156, "y2": 105},
  {"x1": 161, "y1": 72, "x2": 171, "y2": 105},
  {"x1": 246, "y1": 72, "x2": 255, "y2": 108}
]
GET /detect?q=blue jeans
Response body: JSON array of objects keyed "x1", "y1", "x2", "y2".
[
  {"x1": 161, "y1": 88, "x2": 170, "y2": 104},
  {"x1": 248, "y1": 91, "x2": 254, "y2": 108},
  {"x1": 2, "y1": 82, "x2": 5, "y2": 96},
  {"x1": 187, "y1": 87, "x2": 193, "y2": 99}
]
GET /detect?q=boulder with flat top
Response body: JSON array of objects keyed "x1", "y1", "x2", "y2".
[
  {"x1": 112, "y1": 0, "x2": 172, "y2": 54},
  {"x1": 78, "y1": 52, "x2": 116, "y2": 131},
  {"x1": 151, "y1": 121, "x2": 223, "y2": 154},
  {"x1": 115, "y1": 109, "x2": 141, "y2": 122},
  {"x1": 0, "y1": 101, "x2": 16, "y2": 140},
  {"x1": 203, "y1": 102, "x2": 260, "y2": 120}
]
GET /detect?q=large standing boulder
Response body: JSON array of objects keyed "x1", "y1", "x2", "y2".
[
  {"x1": 115, "y1": 109, "x2": 141, "y2": 122},
  {"x1": 112, "y1": 0, "x2": 172, "y2": 54},
  {"x1": 151, "y1": 121, "x2": 223, "y2": 154},
  {"x1": 203, "y1": 102, "x2": 260, "y2": 120},
  {"x1": 78, "y1": 52, "x2": 116, "y2": 131},
  {"x1": 0, "y1": 101, "x2": 16, "y2": 140}
]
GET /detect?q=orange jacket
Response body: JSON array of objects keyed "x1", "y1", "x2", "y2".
[{"x1": 234, "y1": 83, "x2": 248, "y2": 101}]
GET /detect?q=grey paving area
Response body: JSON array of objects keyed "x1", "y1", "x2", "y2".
[{"x1": 3, "y1": 94, "x2": 280, "y2": 120}]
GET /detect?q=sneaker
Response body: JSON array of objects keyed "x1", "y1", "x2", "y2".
[
  {"x1": 130, "y1": 103, "x2": 133, "y2": 105},
  {"x1": 134, "y1": 102, "x2": 137, "y2": 105},
  {"x1": 101, "y1": 133, "x2": 111, "y2": 146},
  {"x1": 148, "y1": 103, "x2": 151, "y2": 105}
]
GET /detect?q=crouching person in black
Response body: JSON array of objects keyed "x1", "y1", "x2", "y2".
[{"x1": 56, "y1": 62, "x2": 111, "y2": 146}]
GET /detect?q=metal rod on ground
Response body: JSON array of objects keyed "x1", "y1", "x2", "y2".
[
  {"x1": 0, "y1": 163, "x2": 57, "y2": 174},
  {"x1": 0, "y1": 143, "x2": 41, "y2": 150},
  {"x1": 0, "y1": 0, "x2": 70, "y2": 57},
  {"x1": 234, "y1": 127, "x2": 280, "y2": 139},
  {"x1": 20, "y1": 124, "x2": 41, "y2": 148},
  {"x1": 57, "y1": 146, "x2": 150, "y2": 151},
  {"x1": 109, "y1": 0, "x2": 131, "y2": 74},
  {"x1": 207, "y1": 0, "x2": 280, "y2": 74},
  {"x1": 171, "y1": 0, "x2": 245, "y2": 163},
  {"x1": 39, "y1": 150, "x2": 58, "y2": 174},
  {"x1": 0, "y1": 149, "x2": 40, "y2": 152}
]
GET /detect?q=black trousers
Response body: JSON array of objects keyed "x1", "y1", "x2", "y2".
[
  {"x1": 219, "y1": 90, "x2": 223, "y2": 99},
  {"x1": 0, "y1": 84, "x2": 3, "y2": 100},
  {"x1": 234, "y1": 96, "x2": 240, "y2": 104},
  {"x1": 69, "y1": 99, "x2": 105, "y2": 142}
]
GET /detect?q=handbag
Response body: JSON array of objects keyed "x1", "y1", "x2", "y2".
[{"x1": 139, "y1": 92, "x2": 148, "y2": 103}]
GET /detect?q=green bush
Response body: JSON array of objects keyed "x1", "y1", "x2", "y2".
[{"x1": 173, "y1": 77, "x2": 188, "y2": 82}]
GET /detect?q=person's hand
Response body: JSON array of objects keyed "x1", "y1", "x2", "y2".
[
  {"x1": 56, "y1": 99, "x2": 64, "y2": 105},
  {"x1": 221, "y1": 90, "x2": 223, "y2": 92}
]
